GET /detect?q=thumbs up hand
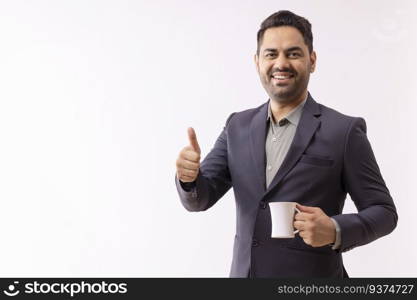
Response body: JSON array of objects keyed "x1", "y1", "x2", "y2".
[{"x1": 176, "y1": 127, "x2": 201, "y2": 183}]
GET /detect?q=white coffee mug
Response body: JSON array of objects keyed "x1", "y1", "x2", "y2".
[{"x1": 269, "y1": 202, "x2": 301, "y2": 238}]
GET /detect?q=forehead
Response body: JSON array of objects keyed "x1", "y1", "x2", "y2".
[{"x1": 260, "y1": 26, "x2": 307, "y2": 51}]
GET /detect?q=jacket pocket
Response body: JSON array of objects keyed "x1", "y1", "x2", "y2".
[
  {"x1": 286, "y1": 235, "x2": 336, "y2": 256},
  {"x1": 299, "y1": 154, "x2": 334, "y2": 167}
]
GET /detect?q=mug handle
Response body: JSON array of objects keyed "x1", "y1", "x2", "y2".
[{"x1": 293, "y1": 206, "x2": 301, "y2": 234}]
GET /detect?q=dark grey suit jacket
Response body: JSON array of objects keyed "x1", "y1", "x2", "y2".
[{"x1": 175, "y1": 94, "x2": 398, "y2": 278}]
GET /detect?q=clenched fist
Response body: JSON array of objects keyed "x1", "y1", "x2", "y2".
[{"x1": 176, "y1": 127, "x2": 201, "y2": 183}]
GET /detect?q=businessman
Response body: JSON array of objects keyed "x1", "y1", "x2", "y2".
[{"x1": 175, "y1": 10, "x2": 397, "y2": 278}]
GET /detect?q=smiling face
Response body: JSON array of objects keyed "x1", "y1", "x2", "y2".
[{"x1": 255, "y1": 26, "x2": 316, "y2": 104}]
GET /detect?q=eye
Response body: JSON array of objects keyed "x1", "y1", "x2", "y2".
[
  {"x1": 265, "y1": 53, "x2": 276, "y2": 58},
  {"x1": 288, "y1": 52, "x2": 301, "y2": 58}
]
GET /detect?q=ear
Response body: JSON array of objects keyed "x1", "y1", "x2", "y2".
[
  {"x1": 310, "y1": 51, "x2": 317, "y2": 73},
  {"x1": 254, "y1": 53, "x2": 260, "y2": 73}
]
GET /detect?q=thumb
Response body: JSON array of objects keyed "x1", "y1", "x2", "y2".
[{"x1": 187, "y1": 127, "x2": 201, "y2": 154}]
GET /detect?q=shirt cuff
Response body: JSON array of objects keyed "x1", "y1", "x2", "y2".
[{"x1": 330, "y1": 217, "x2": 342, "y2": 250}]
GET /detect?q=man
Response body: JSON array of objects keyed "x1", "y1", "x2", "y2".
[{"x1": 175, "y1": 10, "x2": 397, "y2": 278}]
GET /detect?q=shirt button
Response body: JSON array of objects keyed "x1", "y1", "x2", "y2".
[
  {"x1": 267, "y1": 165, "x2": 272, "y2": 171},
  {"x1": 279, "y1": 118, "x2": 289, "y2": 126},
  {"x1": 272, "y1": 137, "x2": 277, "y2": 142}
]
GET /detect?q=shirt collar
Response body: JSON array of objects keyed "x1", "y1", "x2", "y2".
[{"x1": 267, "y1": 93, "x2": 308, "y2": 126}]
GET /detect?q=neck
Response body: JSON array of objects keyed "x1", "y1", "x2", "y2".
[{"x1": 270, "y1": 90, "x2": 307, "y2": 122}]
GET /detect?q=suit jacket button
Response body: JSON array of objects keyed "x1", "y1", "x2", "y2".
[{"x1": 252, "y1": 239, "x2": 259, "y2": 247}]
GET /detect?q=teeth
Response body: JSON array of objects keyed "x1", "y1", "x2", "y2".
[{"x1": 273, "y1": 75, "x2": 291, "y2": 79}]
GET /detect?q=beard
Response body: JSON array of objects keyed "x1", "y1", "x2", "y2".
[{"x1": 263, "y1": 70, "x2": 310, "y2": 104}]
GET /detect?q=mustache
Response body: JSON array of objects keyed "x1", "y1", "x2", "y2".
[{"x1": 270, "y1": 68, "x2": 296, "y2": 76}]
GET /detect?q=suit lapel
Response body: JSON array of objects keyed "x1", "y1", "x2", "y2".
[
  {"x1": 249, "y1": 102, "x2": 269, "y2": 192},
  {"x1": 263, "y1": 94, "x2": 321, "y2": 198}
]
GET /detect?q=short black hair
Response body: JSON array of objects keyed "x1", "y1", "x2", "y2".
[{"x1": 256, "y1": 10, "x2": 313, "y2": 54}]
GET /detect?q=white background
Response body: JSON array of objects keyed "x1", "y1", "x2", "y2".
[{"x1": 0, "y1": 0, "x2": 415, "y2": 277}]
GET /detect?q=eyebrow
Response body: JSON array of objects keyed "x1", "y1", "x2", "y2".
[
  {"x1": 263, "y1": 46, "x2": 304, "y2": 53},
  {"x1": 286, "y1": 46, "x2": 303, "y2": 52}
]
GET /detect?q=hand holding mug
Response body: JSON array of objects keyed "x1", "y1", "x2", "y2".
[{"x1": 293, "y1": 204, "x2": 336, "y2": 247}]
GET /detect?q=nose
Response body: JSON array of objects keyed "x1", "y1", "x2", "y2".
[{"x1": 273, "y1": 53, "x2": 291, "y2": 71}]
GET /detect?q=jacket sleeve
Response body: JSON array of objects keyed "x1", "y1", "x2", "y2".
[
  {"x1": 332, "y1": 117, "x2": 398, "y2": 252},
  {"x1": 175, "y1": 113, "x2": 235, "y2": 212}
]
